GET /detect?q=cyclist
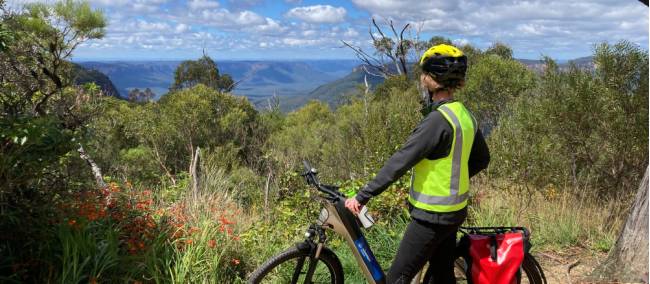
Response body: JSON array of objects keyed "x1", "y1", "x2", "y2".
[{"x1": 345, "y1": 44, "x2": 490, "y2": 284}]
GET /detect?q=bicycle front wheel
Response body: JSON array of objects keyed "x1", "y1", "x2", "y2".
[
  {"x1": 454, "y1": 252, "x2": 547, "y2": 284},
  {"x1": 248, "y1": 243, "x2": 344, "y2": 284}
]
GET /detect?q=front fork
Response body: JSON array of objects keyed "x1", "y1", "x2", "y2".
[{"x1": 299, "y1": 224, "x2": 328, "y2": 282}]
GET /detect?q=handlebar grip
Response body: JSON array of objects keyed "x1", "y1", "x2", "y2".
[{"x1": 302, "y1": 160, "x2": 312, "y2": 173}]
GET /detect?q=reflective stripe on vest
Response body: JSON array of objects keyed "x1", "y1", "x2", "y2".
[{"x1": 409, "y1": 102, "x2": 477, "y2": 213}]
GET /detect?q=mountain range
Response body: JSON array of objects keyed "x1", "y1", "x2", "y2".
[
  {"x1": 77, "y1": 60, "x2": 359, "y2": 104},
  {"x1": 75, "y1": 56, "x2": 594, "y2": 110}
]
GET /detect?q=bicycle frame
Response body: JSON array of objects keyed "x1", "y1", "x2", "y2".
[{"x1": 316, "y1": 198, "x2": 386, "y2": 284}]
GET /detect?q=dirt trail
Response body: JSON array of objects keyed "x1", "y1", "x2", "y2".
[{"x1": 533, "y1": 248, "x2": 642, "y2": 284}]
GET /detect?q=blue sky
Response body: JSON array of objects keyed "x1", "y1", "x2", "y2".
[{"x1": 7, "y1": 0, "x2": 650, "y2": 61}]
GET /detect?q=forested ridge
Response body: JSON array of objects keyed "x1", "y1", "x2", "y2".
[{"x1": 0, "y1": 1, "x2": 647, "y2": 283}]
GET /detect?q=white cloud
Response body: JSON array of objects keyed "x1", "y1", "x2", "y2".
[
  {"x1": 343, "y1": 27, "x2": 359, "y2": 38},
  {"x1": 227, "y1": 0, "x2": 264, "y2": 9},
  {"x1": 286, "y1": 5, "x2": 347, "y2": 24},
  {"x1": 282, "y1": 37, "x2": 328, "y2": 46},
  {"x1": 351, "y1": 0, "x2": 648, "y2": 58},
  {"x1": 202, "y1": 9, "x2": 267, "y2": 27},
  {"x1": 188, "y1": 0, "x2": 219, "y2": 11},
  {"x1": 136, "y1": 20, "x2": 170, "y2": 31},
  {"x1": 174, "y1": 23, "x2": 190, "y2": 34},
  {"x1": 351, "y1": 0, "x2": 455, "y2": 20},
  {"x1": 250, "y1": 18, "x2": 287, "y2": 34}
]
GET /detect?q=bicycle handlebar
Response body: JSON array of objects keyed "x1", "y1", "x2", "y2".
[{"x1": 302, "y1": 160, "x2": 343, "y2": 200}]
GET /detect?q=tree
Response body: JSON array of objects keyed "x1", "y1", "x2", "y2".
[
  {"x1": 170, "y1": 55, "x2": 234, "y2": 93},
  {"x1": 0, "y1": 0, "x2": 106, "y2": 117},
  {"x1": 485, "y1": 42, "x2": 513, "y2": 60},
  {"x1": 591, "y1": 167, "x2": 648, "y2": 282},
  {"x1": 342, "y1": 18, "x2": 413, "y2": 78},
  {"x1": 456, "y1": 50, "x2": 536, "y2": 132},
  {"x1": 487, "y1": 41, "x2": 648, "y2": 193},
  {"x1": 0, "y1": 2, "x2": 106, "y2": 279}
]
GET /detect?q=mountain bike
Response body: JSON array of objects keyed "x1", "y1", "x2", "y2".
[{"x1": 248, "y1": 161, "x2": 546, "y2": 284}]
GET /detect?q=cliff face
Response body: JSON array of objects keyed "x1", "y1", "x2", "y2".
[{"x1": 71, "y1": 63, "x2": 121, "y2": 98}]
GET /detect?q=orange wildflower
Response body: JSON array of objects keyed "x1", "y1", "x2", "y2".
[
  {"x1": 219, "y1": 216, "x2": 235, "y2": 225},
  {"x1": 208, "y1": 239, "x2": 216, "y2": 248},
  {"x1": 231, "y1": 259, "x2": 240, "y2": 265}
]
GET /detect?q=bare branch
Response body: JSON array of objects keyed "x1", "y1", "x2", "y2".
[
  {"x1": 341, "y1": 40, "x2": 390, "y2": 78},
  {"x1": 361, "y1": 65, "x2": 385, "y2": 78},
  {"x1": 398, "y1": 23, "x2": 410, "y2": 75}
]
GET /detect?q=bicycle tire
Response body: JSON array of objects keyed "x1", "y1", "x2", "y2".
[
  {"x1": 248, "y1": 243, "x2": 344, "y2": 284},
  {"x1": 453, "y1": 253, "x2": 547, "y2": 284}
]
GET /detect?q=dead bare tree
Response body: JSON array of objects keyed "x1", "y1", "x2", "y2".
[{"x1": 341, "y1": 18, "x2": 412, "y2": 78}]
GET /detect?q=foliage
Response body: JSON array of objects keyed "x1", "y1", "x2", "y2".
[
  {"x1": 484, "y1": 42, "x2": 514, "y2": 60},
  {"x1": 0, "y1": 0, "x2": 106, "y2": 117},
  {"x1": 170, "y1": 55, "x2": 235, "y2": 93},
  {"x1": 456, "y1": 54, "x2": 537, "y2": 132},
  {"x1": 87, "y1": 85, "x2": 265, "y2": 186},
  {"x1": 489, "y1": 41, "x2": 648, "y2": 194}
]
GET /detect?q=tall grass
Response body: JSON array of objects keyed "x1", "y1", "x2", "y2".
[
  {"x1": 47, "y1": 164, "x2": 255, "y2": 283},
  {"x1": 466, "y1": 180, "x2": 628, "y2": 252},
  {"x1": 57, "y1": 222, "x2": 120, "y2": 283}
]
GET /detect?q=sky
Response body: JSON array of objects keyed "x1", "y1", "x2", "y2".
[{"x1": 6, "y1": 0, "x2": 650, "y2": 61}]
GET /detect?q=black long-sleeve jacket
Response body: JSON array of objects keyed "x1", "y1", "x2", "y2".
[{"x1": 355, "y1": 100, "x2": 490, "y2": 225}]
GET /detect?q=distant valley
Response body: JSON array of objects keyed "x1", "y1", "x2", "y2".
[
  {"x1": 75, "y1": 56, "x2": 594, "y2": 111},
  {"x1": 77, "y1": 60, "x2": 360, "y2": 108}
]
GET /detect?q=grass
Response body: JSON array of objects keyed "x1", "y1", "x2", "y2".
[{"x1": 466, "y1": 180, "x2": 628, "y2": 252}]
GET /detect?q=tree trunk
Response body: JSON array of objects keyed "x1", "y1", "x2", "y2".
[
  {"x1": 78, "y1": 144, "x2": 112, "y2": 204},
  {"x1": 264, "y1": 169, "x2": 271, "y2": 218},
  {"x1": 591, "y1": 166, "x2": 648, "y2": 283},
  {"x1": 190, "y1": 147, "x2": 201, "y2": 197},
  {"x1": 78, "y1": 144, "x2": 106, "y2": 189},
  {"x1": 152, "y1": 144, "x2": 176, "y2": 186}
]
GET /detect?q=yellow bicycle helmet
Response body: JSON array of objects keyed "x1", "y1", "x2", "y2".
[{"x1": 419, "y1": 44, "x2": 467, "y2": 89}]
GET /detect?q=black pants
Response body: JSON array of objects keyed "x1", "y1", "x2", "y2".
[{"x1": 386, "y1": 219, "x2": 460, "y2": 284}]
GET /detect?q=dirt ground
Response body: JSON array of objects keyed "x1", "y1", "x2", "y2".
[{"x1": 533, "y1": 248, "x2": 643, "y2": 284}]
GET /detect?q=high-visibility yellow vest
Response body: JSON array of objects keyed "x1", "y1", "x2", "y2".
[{"x1": 409, "y1": 101, "x2": 477, "y2": 213}]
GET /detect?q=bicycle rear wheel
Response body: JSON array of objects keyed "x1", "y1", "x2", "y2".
[
  {"x1": 248, "y1": 242, "x2": 344, "y2": 284},
  {"x1": 453, "y1": 253, "x2": 547, "y2": 284}
]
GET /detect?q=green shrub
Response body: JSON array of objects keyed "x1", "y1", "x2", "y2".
[{"x1": 488, "y1": 41, "x2": 648, "y2": 194}]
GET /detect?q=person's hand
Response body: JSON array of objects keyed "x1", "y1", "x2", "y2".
[{"x1": 345, "y1": 198, "x2": 362, "y2": 215}]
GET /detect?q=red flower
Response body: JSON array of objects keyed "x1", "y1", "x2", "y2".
[
  {"x1": 219, "y1": 216, "x2": 235, "y2": 225},
  {"x1": 208, "y1": 239, "x2": 216, "y2": 248}
]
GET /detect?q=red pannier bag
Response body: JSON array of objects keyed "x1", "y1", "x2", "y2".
[{"x1": 465, "y1": 227, "x2": 527, "y2": 284}]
